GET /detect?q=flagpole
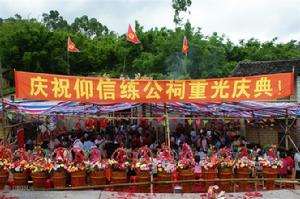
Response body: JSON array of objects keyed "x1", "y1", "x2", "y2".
[
  {"x1": 67, "y1": 37, "x2": 70, "y2": 75},
  {"x1": 67, "y1": 51, "x2": 70, "y2": 75},
  {"x1": 123, "y1": 41, "x2": 127, "y2": 74}
]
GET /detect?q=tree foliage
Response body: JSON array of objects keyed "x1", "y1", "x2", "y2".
[
  {"x1": 172, "y1": 0, "x2": 192, "y2": 26},
  {"x1": 0, "y1": 10, "x2": 300, "y2": 85}
]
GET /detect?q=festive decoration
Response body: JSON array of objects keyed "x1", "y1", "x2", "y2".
[
  {"x1": 87, "y1": 147, "x2": 108, "y2": 172},
  {"x1": 134, "y1": 146, "x2": 152, "y2": 172},
  {"x1": 218, "y1": 147, "x2": 234, "y2": 169},
  {"x1": 177, "y1": 143, "x2": 194, "y2": 170},
  {"x1": 11, "y1": 148, "x2": 29, "y2": 173},
  {"x1": 155, "y1": 147, "x2": 176, "y2": 174},
  {"x1": 15, "y1": 70, "x2": 294, "y2": 103},
  {"x1": 202, "y1": 146, "x2": 220, "y2": 170},
  {"x1": 67, "y1": 146, "x2": 87, "y2": 173},
  {"x1": 109, "y1": 148, "x2": 130, "y2": 171}
]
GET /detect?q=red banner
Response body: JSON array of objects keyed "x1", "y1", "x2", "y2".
[{"x1": 14, "y1": 71, "x2": 294, "y2": 103}]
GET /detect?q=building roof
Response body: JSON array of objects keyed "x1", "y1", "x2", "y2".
[{"x1": 231, "y1": 59, "x2": 300, "y2": 77}]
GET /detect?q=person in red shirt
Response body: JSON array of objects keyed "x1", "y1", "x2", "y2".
[
  {"x1": 279, "y1": 152, "x2": 288, "y2": 178},
  {"x1": 286, "y1": 150, "x2": 294, "y2": 176}
]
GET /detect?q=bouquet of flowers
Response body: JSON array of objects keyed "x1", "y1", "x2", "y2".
[
  {"x1": 67, "y1": 146, "x2": 87, "y2": 173},
  {"x1": 201, "y1": 146, "x2": 220, "y2": 170},
  {"x1": 50, "y1": 147, "x2": 70, "y2": 172},
  {"x1": 87, "y1": 147, "x2": 108, "y2": 172},
  {"x1": 218, "y1": 147, "x2": 234, "y2": 169},
  {"x1": 260, "y1": 145, "x2": 282, "y2": 169},
  {"x1": 235, "y1": 156, "x2": 255, "y2": 169},
  {"x1": 258, "y1": 157, "x2": 283, "y2": 169},
  {"x1": 0, "y1": 146, "x2": 12, "y2": 172},
  {"x1": 109, "y1": 147, "x2": 130, "y2": 171},
  {"x1": 134, "y1": 146, "x2": 152, "y2": 172},
  {"x1": 177, "y1": 143, "x2": 195, "y2": 170},
  {"x1": 154, "y1": 147, "x2": 176, "y2": 174},
  {"x1": 10, "y1": 148, "x2": 29, "y2": 173},
  {"x1": 28, "y1": 157, "x2": 52, "y2": 173},
  {"x1": 0, "y1": 158, "x2": 10, "y2": 172}
]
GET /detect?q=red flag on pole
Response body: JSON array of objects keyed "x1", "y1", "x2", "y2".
[
  {"x1": 182, "y1": 35, "x2": 188, "y2": 56},
  {"x1": 67, "y1": 37, "x2": 80, "y2": 52},
  {"x1": 127, "y1": 24, "x2": 140, "y2": 44}
]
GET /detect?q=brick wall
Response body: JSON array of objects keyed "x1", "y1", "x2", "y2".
[
  {"x1": 246, "y1": 127, "x2": 278, "y2": 146},
  {"x1": 246, "y1": 127, "x2": 297, "y2": 148}
]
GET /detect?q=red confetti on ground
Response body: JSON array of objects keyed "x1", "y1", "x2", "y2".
[{"x1": 244, "y1": 192, "x2": 263, "y2": 198}]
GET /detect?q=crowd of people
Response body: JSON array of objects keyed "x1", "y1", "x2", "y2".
[{"x1": 18, "y1": 120, "x2": 300, "y2": 181}]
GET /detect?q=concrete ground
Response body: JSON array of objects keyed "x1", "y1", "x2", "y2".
[{"x1": 1, "y1": 189, "x2": 300, "y2": 199}]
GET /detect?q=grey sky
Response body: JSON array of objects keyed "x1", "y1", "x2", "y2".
[{"x1": 1, "y1": 0, "x2": 300, "y2": 43}]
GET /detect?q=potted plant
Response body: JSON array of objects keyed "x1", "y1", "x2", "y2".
[
  {"x1": 109, "y1": 147, "x2": 130, "y2": 191},
  {"x1": 87, "y1": 147, "x2": 108, "y2": 186},
  {"x1": 134, "y1": 146, "x2": 153, "y2": 192},
  {"x1": 50, "y1": 147, "x2": 70, "y2": 188},
  {"x1": 0, "y1": 146, "x2": 12, "y2": 189},
  {"x1": 67, "y1": 146, "x2": 87, "y2": 187},
  {"x1": 0, "y1": 158, "x2": 10, "y2": 189},
  {"x1": 29, "y1": 157, "x2": 51, "y2": 188},
  {"x1": 154, "y1": 147, "x2": 176, "y2": 193},
  {"x1": 217, "y1": 147, "x2": 234, "y2": 192},
  {"x1": 234, "y1": 147, "x2": 255, "y2": 192},
  {"x1": 259, "y1": 146, "x2": 282, "y2": 190},
  {"x1": 177, "y1": 143, "x2": 194, "y2": 193},
  {"x1": 11, "y1": 148, "x2": 29, "y2": 186}
]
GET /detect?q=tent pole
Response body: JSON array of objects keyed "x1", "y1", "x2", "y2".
[
  {"x1": 0, "y1": 57, "x2": 6, "y2": 144},
  {"x1": 285, "y1": 110, "x2": 289, "y2": 150},
  {"x1": 164, "y1": 103, "x2": 171, "y2": 151},
  {"x1": 288, "y1": 135, "x2": 300, "y2": 153}
]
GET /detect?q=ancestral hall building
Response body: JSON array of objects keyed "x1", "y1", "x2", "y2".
[{"x1": 231, "y1": 59, "x2": 300, "y2": 148}]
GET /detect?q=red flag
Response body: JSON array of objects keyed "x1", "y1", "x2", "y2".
[
  {"x1": 67, "y1": 37, "x2": 80, "y2": 52},
  {"x1": 127, "y1": 24, "x2": 140, "y2": 44},
  {"x1": 182, "y1": 35, "x2": 188, "y2": 56}
]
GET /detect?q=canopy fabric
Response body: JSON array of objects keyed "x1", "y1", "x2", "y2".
[{"x1": 2, "y1": 99, "x2": 300, "y2": 118}]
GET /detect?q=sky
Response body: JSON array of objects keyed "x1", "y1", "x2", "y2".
[{"x1": 1, "y1": 0, "x2": 300, "y2": 43}]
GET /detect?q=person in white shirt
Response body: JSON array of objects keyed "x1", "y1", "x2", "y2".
[{"x1": 294, "y1": 148, "x2": 300, "y2": 181}]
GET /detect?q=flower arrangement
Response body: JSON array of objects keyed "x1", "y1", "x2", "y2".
[
  {"x1": 201, "y1": 146, "x2": 220, "y2": 170},
  {"x1": 28, "y1": 157, "x2": 52, "y2": 173},
  {"x1": 134, "y1": 146, "x2": 152, "y2": 172},
  {"x1": 258, "y1": 157, "x2": 283, "y2": 169},
  {"x1": 67, "y1": 146, "x2": 87, "y2": 173},
  {"x1": 235, "y1": 156, "x2": 255, "y2": 169},
  {"x1": 177, "y1": 143, "x2": 194, "y2": 170},
  {"x1": 50, "y1": 147, "x2": 70, "y2": 172},
  {"x1": 0, "y1": 146, "x2": 12, "y2": 172},
  {"x1": 218, "y1": 147, "x2": 234, "y2": 169},
  {"x1": 87, "y1": 147, "x2": 108, "y2": 172},
  {"x1": 109, "y1": 147, "x2": 130, "y2": 171},
  {"x1": 0, "y1": 158, "x2": 10, "y2": 172},
  {"x1": 155, "y1": 147, "x2": 176, "y2": 174},
  {"x1": 10, "y1": 148, "x2": 29, "y2": 173}
]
